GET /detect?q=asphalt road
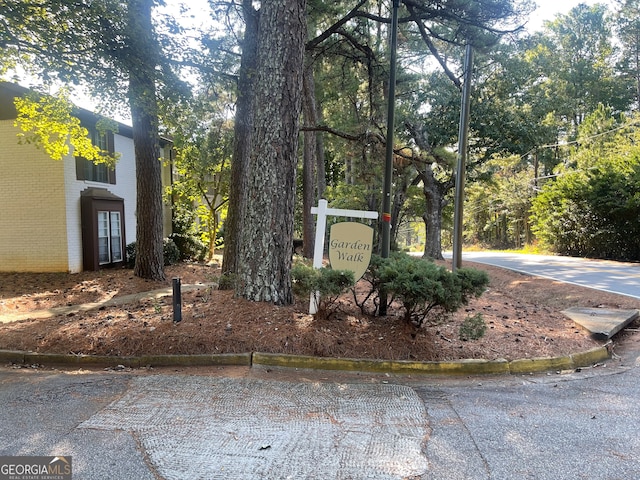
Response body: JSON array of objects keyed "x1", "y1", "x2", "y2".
[
  {"x1": 449, "y1": 251, "x2": 640, "y2": 300},
  {"x1": 2, "y1": 359, "x2": 640, "y2": 480}
]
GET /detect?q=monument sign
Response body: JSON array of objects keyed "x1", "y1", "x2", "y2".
[
  {"x1": 328, "y1": 222, "x2": 373, "y2": 281},
  {"x1": 309, "y1": 199, "x2": 378, "y2": 314}
]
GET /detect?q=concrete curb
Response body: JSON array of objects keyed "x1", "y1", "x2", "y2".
[
  {"x1": 0, "y1": 345, "x2": 611, "y2": 376},
  {"x1": 252, "y1": 346, "x2": 610, "y2": 375},
  {"x1": 0, "y1": 351, "x2": 252, "y2": 369}
]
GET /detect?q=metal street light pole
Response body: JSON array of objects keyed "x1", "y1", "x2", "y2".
[
  {"x1": 452, "y1": 43, "x2": 474, "y2": 272},
  {"x1": 379, "y1": 0, "x2": 400, "y2": 316}
]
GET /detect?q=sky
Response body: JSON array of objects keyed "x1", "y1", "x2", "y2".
[
  {"x1": 528, "y1": 0, "x2": 616, "y2": 31},
  {"x1": 7, "y1": 0, "x2": 618, "y2": 123}
]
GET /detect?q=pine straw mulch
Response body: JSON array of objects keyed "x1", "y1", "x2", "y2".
[{"x1": 1, "y1": 260, "x2": 639, "y2": 362}]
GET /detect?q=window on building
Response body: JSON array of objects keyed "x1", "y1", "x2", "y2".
[
  {"x1": 97, "y1": 210, "x2": 123, "y2": 265},
  {"x1": 76, "y1": 127, "x2": 116, "y2": 184}
]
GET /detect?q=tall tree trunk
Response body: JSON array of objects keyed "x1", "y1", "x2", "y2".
[
  {"x1": 127, "y1": 0, "x2": 164, "y2": 280},
  {"x1": 302, "y1": 61, "x2": 319, "y2": 259},
  {"x1": 420, "y1": 164, "x2": 446, "y2": 260},
  {"x1": 221, "y1": 0, "x2": 259, "y2": 279},
  {"x1": 405, "y1": 121, "x2": 451, "y2": 261},
  {"x1": 390, "y1": 167, "x2": 415, "y2": 250},
  {"x1": 235, "y1": 0, "x2": 307, "y2": 304}
]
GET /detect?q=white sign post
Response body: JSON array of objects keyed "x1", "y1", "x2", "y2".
[{"x1": 308, "y1": 199, "x2": 378, "y2": 314}]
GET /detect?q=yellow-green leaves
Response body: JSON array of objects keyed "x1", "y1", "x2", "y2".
[{"x1": 14, "y1": 89, "x2": 118, "y2": 166}]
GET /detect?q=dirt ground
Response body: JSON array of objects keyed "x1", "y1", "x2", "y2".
[{"x1": 0, "y1": 259, "x2": 638, "y2": 362}]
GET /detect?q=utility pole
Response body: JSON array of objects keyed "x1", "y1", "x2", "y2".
[
  {"x1": 452, "y1": 43, "x2": 474, "y2": 272},
  {"x1": 379, "y1": 0, "x2": 400, "y2": 316}
]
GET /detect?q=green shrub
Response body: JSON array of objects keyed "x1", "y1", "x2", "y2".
[
  {"x1": 291, "y1": 262, "x2": 355, "y2": 316},
  {"x1": 455, "y1": 267, "x2": 491, "y2": 299},
  {"x1": 379, "y1": 253, "x2": 489, "y2": 327},
  {"x1": 316, "y1": 268, "x2": 355, "y2": 298},
  {"x1": 125, "y1": 238, "x2": 181, "y2": 268},
  {"x1": 170, "y1": 232, "x2": 207, "y2": 261},
  {"x1": 351, "y1": 253, "x2": 387, "y2": 316},
  {"x1": 163, "y1": 238, "x2": 181, "y2": 265},
  {"x1": 290, "y1": 261, "x2": 317, "y2": 296},
  {"x1": 459, "y1": 313, "x2": 487, "y2": 341},
  {"x1": 291, "y1": 252, "x2": 490, "y2": 326},
  {"x1": 125, "y1": 242, "x2": 136, "y2": 268},
  {"x1": 217, "y1": 272, "x2": 237, "y2": 291},
  {"x1": 170, "y1": 211, "x2": 208, "y2": 261}
]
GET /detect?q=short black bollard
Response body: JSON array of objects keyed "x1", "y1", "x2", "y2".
[{"x1": 172, "y1": 277, "x2": 182, "y2": 323}]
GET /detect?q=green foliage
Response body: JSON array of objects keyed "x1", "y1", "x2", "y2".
[
  {"x1": 163, "y1": 238, "x2": 181, "y2": 266},
  {"x1": 350, "y1": 253, "x2": 490, "y2": 324},
  {"x1": 455, "y1": 267, "x2": 492, "y2": 299},
  {"x1": 125, "y1": 243, "x2": 136, "y2": 268},
  {"x1": 526, "y1": 4, "x2": 631, "y2": 138},
  {"x1": 126, "y1": 238, "x2": 181, "y2": 268},
  {"x1": 14, "y1": 90, "x2": 118, "y2": 165},
  {"x1": 163, "y1": 91, "x2": 232, "y2": 261},
  {"x1": 530, "y1": 170, "x2": 588, "y2": 255},
  {"x1": 217, "y1": 272, "x2": 237, "y2": 291},
  {"x1": 291, "y1": 261, "x2": 355, "y2": 316},
  {"x1": 531, "y1": 110, "x2": 640, "y2": 260},
  {"x1": 291, "y1": 262, "x2": 355, "y2": 297},
  {"x1": 350, "y1": 253, "x2": 388, "y2": 316},
  {"x1": 293, "y1": 251, "x2": 490, "y2": 331},
  {"x1": 532, "y1": 166, "x2": 640, "y2": 260},
  {"x1": 464, "y1": 155, "x2": 535, "y2": 248},
  {"x1": 170, "y1": 211, "x2": 207, "y2": 262},
  {"x1": 459, "y1": 313, "x2": 487, "y2": 341},
  {"x1": 378, "y1": 253, "x2": 489, "y2": 327}
]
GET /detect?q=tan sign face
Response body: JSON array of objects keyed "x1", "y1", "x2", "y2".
[{"x1": 328, "y1": 222, "x2": 374, "y2": 281}]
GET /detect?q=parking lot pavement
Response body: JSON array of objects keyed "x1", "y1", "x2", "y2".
[
  {"x1": 0, "y1": 369, "x2": 155, "y2": 480},
  {"x1": 79, "y1": 374, "x2": 429, "y2": 479},
  {"x1": 3, "y1": 359, "x2": 640, "y2": 480}
]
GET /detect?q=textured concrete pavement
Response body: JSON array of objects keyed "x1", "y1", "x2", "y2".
[
  {"x1": 81, "y1": 375, "x2": 428, "y2": 479},
  {"x1": 0, "y1": 370, "x2": 156, "y2": 479},
  {"x1": 2, "y1": 356, "x2": 640, "y2": 479}
]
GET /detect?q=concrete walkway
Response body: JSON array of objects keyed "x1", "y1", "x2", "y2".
[{"x1": 81, "y1": 374, "x2": 429, "y2": 479}]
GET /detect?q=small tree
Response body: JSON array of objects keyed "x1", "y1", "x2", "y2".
[
  {"x1": 379, "y1": 253, "x2": 489, "y2": 327},
  {"x1": 167, "y1": 114, "x2": 232, "y2": 261}
]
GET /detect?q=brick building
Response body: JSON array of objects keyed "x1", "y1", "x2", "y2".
[{"x1": 0, "y1": 82, "x2": 172, "y2": 272}]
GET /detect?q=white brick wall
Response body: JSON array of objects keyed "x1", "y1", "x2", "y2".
[{"x1": 64, "y1": 132, "x2": 138, "y2": 273}]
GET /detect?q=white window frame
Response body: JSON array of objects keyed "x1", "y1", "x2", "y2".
[{"x1": 97, "y1": 210, "x2": 123, "y2": 265}]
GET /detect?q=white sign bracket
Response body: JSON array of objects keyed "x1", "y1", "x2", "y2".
[{"x1": 308, "y1": 199, "x2": 378, "y2": 314}]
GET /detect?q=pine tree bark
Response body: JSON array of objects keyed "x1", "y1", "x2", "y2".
[
  {"x1": 127, "y1": 0, "x2": 165, "y2": 280},
  {"x1": 235, "y1": 0, "x2": 307, "y2": 304},
  {"x1": 302, "y1": 64, "x2": 318, "y2": 259},
  {"x1": 221, "y1": 0, "x2": 259, "y2": 279}
]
